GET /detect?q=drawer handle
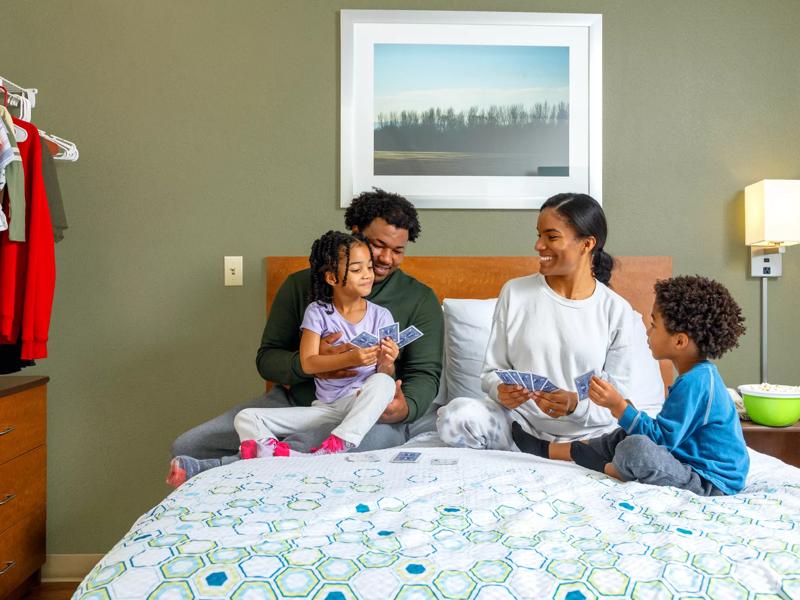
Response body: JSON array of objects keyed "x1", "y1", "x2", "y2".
[
  {"x1": 0, "y1": 426, "x2": 14, "y2": 436},
  {"x1": 0, "y1": 561, "x2": 15, "y2": 575},
  {"x1": 0, "y1": 493, "x2": 15, "y2": 505}
]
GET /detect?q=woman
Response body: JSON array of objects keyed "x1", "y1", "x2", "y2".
[{"x1": 437, "y1": 193, "x2": 664, "y2": 449}]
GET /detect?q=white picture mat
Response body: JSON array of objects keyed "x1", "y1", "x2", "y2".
[{"x1": 341, "y1": 10, "x2": 603, "y2": 209}]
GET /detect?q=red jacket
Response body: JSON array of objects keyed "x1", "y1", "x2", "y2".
[{"x1": 0, "y1": 118, "x2": 55, "y2": 359}]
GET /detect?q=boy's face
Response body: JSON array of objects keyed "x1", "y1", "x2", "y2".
[
  {"x1": 646, "y1": 306, "x2": 675, "y2": 360},
  {"x1": 331, "y1": 243, "x2": 374, "y2": 298}
]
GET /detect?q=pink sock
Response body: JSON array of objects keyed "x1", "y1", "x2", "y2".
[
  {"x1": 311, "y1": 434, "x2": 351, "y2": 455},
  {"x1": 239, "y1": 440, "x2": 258, "y2": 460}
]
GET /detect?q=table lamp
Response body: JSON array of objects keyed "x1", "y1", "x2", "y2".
[{"x1": 745, "y1": 179, "x2": 800, "y2": 383}]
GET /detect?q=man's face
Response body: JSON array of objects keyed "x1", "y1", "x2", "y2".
[{"x1": 355, "y1": 217, "x2": 409, "y2": 282}]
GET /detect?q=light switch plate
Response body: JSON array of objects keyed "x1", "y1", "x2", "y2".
[{"x1": 224, "y1": 256, "x2": 243, "y2": 286}]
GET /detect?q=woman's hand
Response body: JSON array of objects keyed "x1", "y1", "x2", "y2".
[
  {"x1": 532, "y1": 389, "x2": 578, "y2": 418},
  {"x1": 588, "y1": 376, "x2": 627, "y2": 418},
  {"x1": 497, "y1": 384, "x2": 532, "y2": 410},
  {"x1": 376, "y1": 338, "x2": 399, "y2": 375}
]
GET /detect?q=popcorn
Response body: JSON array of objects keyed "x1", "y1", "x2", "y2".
[{"x1": 755, "y1": 383, "x2": 800, "y2": 394}]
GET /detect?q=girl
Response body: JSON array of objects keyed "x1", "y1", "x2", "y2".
[
  {"x1": 234, "y1": 230, "x2": 399, "y2": 456},
  {"x1": 168, "y1": 231, "x2": 398, "y2": 485}
]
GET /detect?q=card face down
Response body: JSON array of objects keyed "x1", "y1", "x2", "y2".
[
  {"x1": 575, "y1": 370, "x2": 594, "y2": 400},
  {"x1": 391, "y1": 451, "x2": 422, "y2": 463},
  {"x1": 378, "y1": 322, "x2": 400, "y2": 343},
  {"x1": 351, "y1": 331, "x2": 380, "y2": 348},
  {"x1": 398, "y1": 326, "x2": 424, "y2": 348}
]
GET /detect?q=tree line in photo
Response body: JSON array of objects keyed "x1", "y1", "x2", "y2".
[{"x1": 374, "y1": 102, "x2": 569, "y2": 154}]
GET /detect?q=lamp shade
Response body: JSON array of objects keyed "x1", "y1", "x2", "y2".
[{"x1": 745, "y1": 179, "x2": 800, "y2": 246}]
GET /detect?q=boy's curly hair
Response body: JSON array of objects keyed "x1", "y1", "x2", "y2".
[
  {"x1": 344, "y1": 188, "x2": 421, "y2": 242},
  {"x1": 654, "y1": 275, "x2": 746, "y2": 359}
]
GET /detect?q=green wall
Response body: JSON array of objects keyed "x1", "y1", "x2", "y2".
[{"x1": 4, "y1": 0, "x2": 799, "y2": 553}]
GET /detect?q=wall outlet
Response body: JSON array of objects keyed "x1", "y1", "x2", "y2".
[{"x1": 224, "y1": 256, "x2": 243, "y2": 286}]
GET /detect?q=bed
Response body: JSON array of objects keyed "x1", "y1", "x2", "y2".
[{"x1": 73, "y1": 257, "x2": 800, "y2": 600}]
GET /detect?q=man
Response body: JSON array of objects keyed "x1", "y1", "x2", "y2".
[{"x1": 171, "y1": 189, "x2": 443, "y2": 461}]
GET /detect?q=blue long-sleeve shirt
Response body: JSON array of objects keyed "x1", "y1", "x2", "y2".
[{"x1": 618, "y1": 361, "x2": 749, "y2": 494}]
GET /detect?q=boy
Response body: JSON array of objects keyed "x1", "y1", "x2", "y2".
[{"x1": 512, "y1": 275, "x2": 749, "y2": 496}]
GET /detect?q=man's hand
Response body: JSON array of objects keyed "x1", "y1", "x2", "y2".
[
  {"x1": 588, "y1": 376, "x2": 628, "y2": 418},
  {"x1": 532, "y1": 389, "x2": 577, "y2": 418},
  {"x1": 316, "y1": 332, "x2": 358, "y2": 379},
  {"x1": 497, "y1": 383, "x2": 531, "y2": 410},
  {"x1": 379, "y1": 379, "x2": 409, "y2": 423}
]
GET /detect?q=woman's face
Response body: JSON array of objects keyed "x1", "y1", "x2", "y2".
[{"x1": 534, "y1": 208, "x2": 592, "y2": 278}]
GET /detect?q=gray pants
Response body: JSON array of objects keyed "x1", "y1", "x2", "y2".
[
  {"x1": 171, "y1": 385, "x2": 438, "y2": 457},
  {"x1": 587, "y1": 429, "x2": 723, "y2": 497}
]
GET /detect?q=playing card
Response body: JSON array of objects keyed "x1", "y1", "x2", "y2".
[
  {"x1": 519, "y1": 372, "x2": 535, "y2": 391},
  {"x1": 529, "y1": 372, "x2": 548, "y2": 391},
  {"x1": 391, "y1": 451, "x2": 422, "y2": 463},
  {"x1": 540, "y1": 379, "x2": 560, "y2": 393},
  {"x1": 345, "y1": 453, "x2": 381, "y2": 462},
  {"x1": 350, "y1": 331, "x2": 379, "y2": 348},
  {"x1": 574, "y1": 370, "x2": 594, "y2": 401},
  {"x1": 495, "y1": 370, "x2": 517, "y2": 385},
  {"x1": 398, "y1": 325, "x2": 424, "y2": 348},
  {"x1": 431, "y1": 458, "x2": 458, "y2": 465},
  {"x1": 508, "y1": 370, "x2": 526, "y2": 387},
  {"x1": 378, "y1": 322, "x2": 400, "y2": 343}
]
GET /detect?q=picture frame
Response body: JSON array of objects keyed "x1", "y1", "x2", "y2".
[{"x1": 340, "y1": 10, "x2": 602, "y2": 209}]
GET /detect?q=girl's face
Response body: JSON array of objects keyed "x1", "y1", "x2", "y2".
[
  {"x1": 534, "y1": 208, "x2": 593, "y2": 278},
  {"x1": 331, "y1": 243, "x2": 374, "y2": 298}
]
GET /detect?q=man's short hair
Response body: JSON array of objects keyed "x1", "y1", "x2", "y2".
[{"x1": 344, "y1": 188, "x2": 421, "y2": 242}]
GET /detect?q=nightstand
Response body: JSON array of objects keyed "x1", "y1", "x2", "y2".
[
  {"x1": 741, "y1": 419, "x2": 800, "y2": 468},
  {"x1": 0, "y1": 376, "x2": 47, "y2": 600}
]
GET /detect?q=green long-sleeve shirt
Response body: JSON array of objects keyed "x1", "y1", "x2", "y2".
[{"x1": 257, "y1": 268, "x2": 444, "y2": 423}]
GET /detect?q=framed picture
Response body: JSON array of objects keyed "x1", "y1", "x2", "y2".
[{"x1": 340, "y1": 10, "x2": 602, "y2": 209}]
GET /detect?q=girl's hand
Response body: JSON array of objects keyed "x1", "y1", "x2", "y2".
[
  {"x1": 588, "y1": 376, "x2": 627, "y2": 417},
  {"x1": 377, "y1": 338, "x2": 399, "y2": 374},
  {"x1": 347, "y1": 345, "x2": 379, "y2": 367},
  {"x1": 532, "y1": 389, "x2": 577, "y2": 418},
  {"x1": 497, "y1": 384, "x2": 531, "y2": 410}
]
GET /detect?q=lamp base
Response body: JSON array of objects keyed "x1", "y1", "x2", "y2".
[{"x1": 751, "y1": 246, "x2": 784, "y2": 278}]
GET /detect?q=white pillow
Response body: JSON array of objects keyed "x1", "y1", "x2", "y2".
[{"x1": 441, "y1": 298, "x2": 497, "y2": 403}]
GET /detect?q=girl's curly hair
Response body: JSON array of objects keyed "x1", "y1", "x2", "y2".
[
  {"x1": 654, "y1": 275, "x2": 746, "y2": 359},
  {"x1": 308, "y1": 231, "x2": 370, "y2": 312}
]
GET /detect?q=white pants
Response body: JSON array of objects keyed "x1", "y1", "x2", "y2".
[{"x1": 234, "y1": 373, "x2": 395, "y2": 447}]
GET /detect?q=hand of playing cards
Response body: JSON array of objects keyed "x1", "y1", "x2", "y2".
[
  {"x1": 350, "y1": 323, "x2": 423, "y2": 349},
  {"x1": 496, "y1": 369, "x2": 595, "y2": 400}
]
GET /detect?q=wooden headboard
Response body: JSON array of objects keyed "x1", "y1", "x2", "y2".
[{"x1": 265, "y1": 256, "x2": 674, "y2": 386}]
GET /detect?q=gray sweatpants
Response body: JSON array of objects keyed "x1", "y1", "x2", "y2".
[
  {"x1": 171, "y1": 383, "x2": 438, "y2": 457},
  {"x1": 587, "y1": 429, "x2": 724, "y2": 497},
  {"x1": 234, "y1": 374, "x2": 395, "y2": 447}
]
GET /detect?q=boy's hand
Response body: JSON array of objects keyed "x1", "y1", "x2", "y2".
[
  {"x1": 348, "y1": 345, "x2": 379, "y2": 367},
  {"x1": 377, "y1": 338, "x2": 399, "y2": 373},
  {"x1": 497, "y1": 384, "x2": 531, "y2": 410},
  {"x1": 588, "y1": 376, "x2": 627, "y2": 418}
]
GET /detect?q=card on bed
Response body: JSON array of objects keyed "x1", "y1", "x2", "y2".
[
  {"x1": 398, "y1": 325, "x2": 423, "y2": 348},
  {"x1": 575, "y1": 370, "x2": 594, "y2": 400},
  {"x1": 350, "y1": 331, "x2": 379, "y2": 348},
  {"x1": 378, "y1": 322, "x2": 400, "y2": 343}
]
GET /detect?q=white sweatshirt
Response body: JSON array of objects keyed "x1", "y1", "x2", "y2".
[{"x1": 481, "y1": 274, "x2": 665, "y2": 441}]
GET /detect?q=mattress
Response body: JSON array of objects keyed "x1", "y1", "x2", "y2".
[{"x1": 73, "y1": 446, "x2": 800, "y2": 599}]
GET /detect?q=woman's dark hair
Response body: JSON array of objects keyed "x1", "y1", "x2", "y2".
[
  {"x1": 308, "y1": 231, "x2": 370, "y2": 312},
  {"x1": 654, "y1": 275, "x2": 746, "y2": 359},
  {"x1": 540, "y1": 193, "x2": 614, "y2": 286},
  {"x1": 344, "y1": 188, "x2": 421, "y2": 242}
]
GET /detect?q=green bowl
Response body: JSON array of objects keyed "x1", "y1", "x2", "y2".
[{"x1": 739, "y1": 385, "x2": 800, "y2": 427}]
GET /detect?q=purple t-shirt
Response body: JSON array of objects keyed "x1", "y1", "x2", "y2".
[{"x1": 301, "y1": 300, "x2": 394, "y2": 403}]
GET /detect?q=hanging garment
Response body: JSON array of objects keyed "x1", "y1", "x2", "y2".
[
  {"x1": 38, "y1": 137, "x2": 67, "y2": 242},
  {"x1": 0, "y1": 108, "x2": 26, "y2": 241},
  {"x1": 0, "y1": 340, "x2": 35, "y2": 373},
  {"x1": 0, "y1": 117, "x2": 55, "y2": 360}
]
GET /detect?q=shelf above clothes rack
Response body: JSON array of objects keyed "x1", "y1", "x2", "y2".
[{"x1": 0, "y1": 75, "x2": 78, "y2": 162}]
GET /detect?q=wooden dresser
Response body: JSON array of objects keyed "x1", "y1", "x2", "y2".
[{"x1": 0, "y1": 376, "x2": 47, "y2": 600}]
